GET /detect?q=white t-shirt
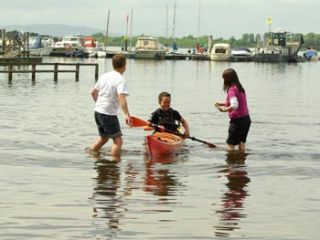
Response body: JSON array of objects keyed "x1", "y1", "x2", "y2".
[{"x1": 94, "y1": 70, "x2": 129, "y2": 115}]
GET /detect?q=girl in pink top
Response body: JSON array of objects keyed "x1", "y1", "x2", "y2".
[{"x1": 215, "y1": 68, "x2": 251, "y2": 152}]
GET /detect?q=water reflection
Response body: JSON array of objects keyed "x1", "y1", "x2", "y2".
[
  {"x1": 143, "y1": 154, "x2": 180, "y2": 197},
  {"x1": 214, "y1": 152, "x2": 250, "y2": 237},
  {"x1": 89, "y1": 152, "x2": 137, "y2": 239}
]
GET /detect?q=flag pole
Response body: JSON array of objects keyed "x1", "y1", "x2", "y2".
[{"x1": 266, "y1": 16, "x2": 272, "y2": 46}]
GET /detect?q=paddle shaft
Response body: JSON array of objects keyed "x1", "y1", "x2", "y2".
[{"x1": 187, "y1": 136, "x2": 217, "y2": 148}]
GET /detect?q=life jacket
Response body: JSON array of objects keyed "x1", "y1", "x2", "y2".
[{"x1": 154, "y1": 108, "x2": 181, "y2": 133}]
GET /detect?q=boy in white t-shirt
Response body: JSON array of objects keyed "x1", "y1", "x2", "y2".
[{"x1": 89, "y1": 54, "x2": 132, "y2": 156}]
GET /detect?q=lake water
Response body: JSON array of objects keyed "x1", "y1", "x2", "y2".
[{"x1": 0, "y1": 57, "x2": 319, "y2": 240}]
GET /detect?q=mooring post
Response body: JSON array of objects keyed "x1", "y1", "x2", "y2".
[
  {"x1": 95, "y1": 63, "x2": 99, "y2": 81},
  {"x1": 1, "y1": 29, "x2": 6, "y2": 55},
  {"x1": 31, "y1": 64, "x2": 36, "y2": 82},
  {"x1": 8, "y1": 64, "x2": 13, "y2": 83},
  {"x1": 54, "y1": 63, "x2": 58, "y2": 83},
  {"x1": 75, "y1": 63, "x2": 80, "y2": 82}
]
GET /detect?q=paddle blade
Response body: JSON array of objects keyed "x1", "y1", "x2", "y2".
[
  {"x1": 131, "y1": 116, "x2": 149, "y2": 127},
  {"x1": 206, "y1": 142, "x2": 217, "y2": 148},
  {"x1": 188, "y1": 136, "x2": 217, "y2": 148}
]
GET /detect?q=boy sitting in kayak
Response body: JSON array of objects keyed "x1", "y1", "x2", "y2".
[{"x1": 146, "y1": 91, "x2": 190, "y2": 137}]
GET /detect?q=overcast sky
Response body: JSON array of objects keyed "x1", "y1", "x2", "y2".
[{"x1": 1, "y1": 0, "x2": 319, "y2": 38}]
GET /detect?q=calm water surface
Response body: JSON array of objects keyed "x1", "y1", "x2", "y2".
[{"x1": 0, "y1": 57, "x2": 319, "y2": 239}]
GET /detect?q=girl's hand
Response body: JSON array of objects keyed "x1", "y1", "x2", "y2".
[{"x1": 217, "y1": 106, "x2": 228, "y2": 112}]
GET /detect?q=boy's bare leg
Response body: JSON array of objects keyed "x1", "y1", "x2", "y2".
[
  {"x1": 111, "y1": 136, "x2": 123, "y2": 156},
  {"x1": 90, "y1": 137, "x2": 108, "y2": 151}
]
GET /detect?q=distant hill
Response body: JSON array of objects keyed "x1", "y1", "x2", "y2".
[{"x1": 0, "y1": 24, "x2": 119, "y2": 37}]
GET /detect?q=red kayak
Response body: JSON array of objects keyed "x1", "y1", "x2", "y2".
[{"x1": 145, "y1": 132, "x2": 184, "y2": 157}]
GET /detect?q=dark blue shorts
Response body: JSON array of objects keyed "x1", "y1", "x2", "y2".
[
  {"x1": 94, "y1": 112, "x2": 122, "y2": 138},
  {"x1": 227, "y1": 115, "x2": 251, "y2": 145}
]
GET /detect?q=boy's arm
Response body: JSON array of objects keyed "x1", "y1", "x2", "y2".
[
  {"x1": 91, "y1": 88, "x2": 99, "y2": 102},
  {"x1": 118, "y1": 94, "x2": 132, "y2": 126},
  {"x1": 180, "y1": 117, "x2": 190, "y2": 137}
]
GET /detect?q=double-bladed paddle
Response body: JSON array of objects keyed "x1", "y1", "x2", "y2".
[
  {"x1": 131, "y1": 116, "x2": 149, "y2": 127},
  {"x1": 186, "y1": 136, "x2": 217, "y2": 148},
  {"x1": 130, "y1": 116, "x2": 217, "y2": 148}
]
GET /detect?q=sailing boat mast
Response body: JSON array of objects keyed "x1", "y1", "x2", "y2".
[
  {"x1": 129, "y1": 8, "x2": 133, "y2": 51},
  {"x1": 124, "y1": 13, "x2": 129, "y2": 51},
  {"x1": 196, "y1": 0, "x2": 201, "y2": 52},
  {"x1": 171, "y1": 1, "x2": 177, "y2": 51},
  {"x1": 104, "y1": 9, "x2": 110, "y2": 51},
  {"x1": 165, "y1": 4, "x2": 169, "y2": 48}
]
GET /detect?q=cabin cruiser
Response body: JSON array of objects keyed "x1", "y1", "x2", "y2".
[
  {"x1": 50, "y1": 35, "x2": 88, "y2": 57},
  {"x1": 29, "y1": 36, "x2": 55, "y2": 56},
  {"x1": 230, "y1": 47, "x2": 253, "y2": 62},
  {"x1": 134, "y1": 37, "x2": 165, "y2": 59},
  {"x1": 253, "y1": 29, "x2": 304, "y2": 63},
  {"x1": 209, "y1": 43, "x2": 232, "y2": 61},
  {"x1": 303, "y1": 48, "x2": 318, "y2": 61},
  {"x1": 83, "y1": 36, "x2": 99, "y2": 57}
]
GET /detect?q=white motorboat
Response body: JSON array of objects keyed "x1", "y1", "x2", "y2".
[
  {"x1": 50, "y1": 35, "x2": 88, "y2": 57},
  {"x1": 210, "y1": 43, "x2": 232, "y2": 61},
  {"x1": 29, "y1": 36, "x2": 55, "y2": 56},
  {"x1": 230, "y1": 47, "x2": 253, "y2": 62},
  {"x1": 83, "y1": 36, "x2": 98, "y2": 54},
  {"x1": 134, "y1": 37, "x2": 165, "y2": 59},
  {"x1": 303, "y1": 48, "x2": 318, "y2": 61}
]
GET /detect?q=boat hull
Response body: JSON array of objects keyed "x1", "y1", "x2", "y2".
[
  {"x1": 29, "y1": 47, "x2": 53, "y2": 56},
  {"x1": 145, "y1": 132, "x2": 184, "y2": 157},
  {"x1": 134, "y1": 36, "x2": 165, "y2": 60},
  {"x1": 210, "y1": 54, "x2": 231, "y2": 61},
  {"x1": 253, "y1": 53, "x2": 292, "y2": 63},
  {"x1": 134, "y1": 50, "x2": 165, "y2": 59}
]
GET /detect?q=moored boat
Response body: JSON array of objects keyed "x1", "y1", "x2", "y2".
[
  {"x1": 145, "y1": 132, "x2": 184, "y2": 157},
  {"x1": 83, "y1": 36, "x2": 98, "y2": 54},
  {"x1": 303, "y1": 48, "x2": 318, "y2": 61},
  {"x1": 253, "y1": 29, "x2": 304, "y2": 63},
  {"x1": 210, "y1": 43, "x2": 232, "y2": 61},
  {"x1": 29, "y1": 36, "x2": 54, "y2": 56},
  {"x1": 134, "y1": 36, "x2": 165, "y2": 59},
  {"x1": 50, "y1": 35, "x2": 88, "y2": 57},
  {"x1": 230, "y1": 47, "x2": 253, "y2": 62}
]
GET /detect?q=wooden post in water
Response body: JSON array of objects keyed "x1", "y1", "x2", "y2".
[
  {"x1": 54, "y1": 63, "x2": 58, "y2": 83},
  {"x1": 1, "y1": 29, "x2": 6, "y2": 55},
  {"x1": 26, "y1": 32, "x2": 30, "y2": 57},
  {"x1": 31, "y1": 64, "x2": 36, "y2": 82},
  {"x1": 8, "y1": 64, "x2": 13, "y2": 83},
  {"x1": 95, "y1": 63, "x2": 99, "y2": 81},
  {"x1": 75, "y1": 63, "x2": 80, "y2": 82}
]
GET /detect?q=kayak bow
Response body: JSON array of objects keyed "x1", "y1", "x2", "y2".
[{"x1": 145, "y1": 132, "x2": 184, "y2": 157}]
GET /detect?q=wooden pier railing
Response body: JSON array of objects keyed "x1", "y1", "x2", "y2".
[{"x1": 0, "y1": 62, "x2": 99, "y2": 83}]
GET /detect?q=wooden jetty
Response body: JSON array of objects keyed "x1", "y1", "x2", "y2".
[
  {"x1": 0, "y1": 62, "x2": 99, "y2": 83},
  {"x1": 0, "y1": 57, "x2": 42, "y2": 64}
]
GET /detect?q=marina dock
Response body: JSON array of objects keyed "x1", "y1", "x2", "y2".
[{"x1": 0, "y1": 57, "x2": 42, "y2": 64}]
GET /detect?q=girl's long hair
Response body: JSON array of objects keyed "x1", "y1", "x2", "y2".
[{"x1": 222, "y1": 68, "x2": 245, "y2": 93}]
